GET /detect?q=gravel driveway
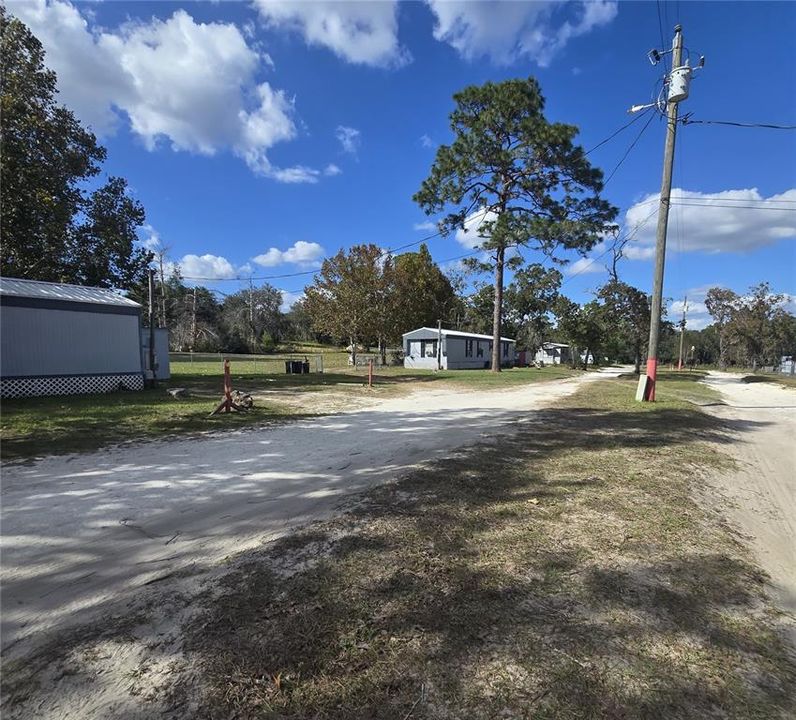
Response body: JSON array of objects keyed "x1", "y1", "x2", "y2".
[{"x1": 1, "y1": 370, "x2": 616, "y2": 656}]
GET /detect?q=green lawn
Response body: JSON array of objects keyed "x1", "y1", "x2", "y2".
[
  {"x1": 169, "y1": 360, "x2": 581, "y2": 391},
  {"x1": 0, "y1": 390, "x2": 302, "y2": 461},
  {"x1": 1, "y1": 365, "x2": 580, "y2": 461}
]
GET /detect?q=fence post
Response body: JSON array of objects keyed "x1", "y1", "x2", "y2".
[{"x1": 368, "y1": 359, "x2": 373, "y2": 388}]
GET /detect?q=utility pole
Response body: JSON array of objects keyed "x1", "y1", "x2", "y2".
[
  {"x1": 248, "y1": 276, "x2": 255, "y2": 351},
  {"x1": 157, "y1": 247, "x2": 169, "y2": 328},
  {"x1": 677, "y1": 295, "x2": 688, "y2": 370},
  {"x1": 147, "y1": 267, "x2": 156, "y2": 387},
  {"x1": 636, "y1": 24, "x2": 703, "y2": 401},
  {"x1": 191, "y1": 286, "x2": 197, "y2": 352}
]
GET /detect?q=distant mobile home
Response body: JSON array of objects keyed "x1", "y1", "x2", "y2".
[
  {"x1": 0, "y1": 277, "x2": 169, "y2": 398},
  {"x1": 534, "y1": 342, "x2": 571, "y2": 365},
  {"x1": 403, "y1": 327, "x2": 515, "y2": 370}
]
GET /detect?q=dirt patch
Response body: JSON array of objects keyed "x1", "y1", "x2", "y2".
[{"x1": 700, "y1": 372, "x2": 796, "y2": 645}]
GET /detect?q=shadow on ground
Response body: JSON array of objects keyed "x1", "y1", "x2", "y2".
[{"x1": 3, "y1": 382, "x2": 794, "y2": 719}]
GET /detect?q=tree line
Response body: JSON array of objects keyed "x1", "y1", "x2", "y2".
[{"x1": 3, "y1": 10, "x2": 793, "y2": 371}]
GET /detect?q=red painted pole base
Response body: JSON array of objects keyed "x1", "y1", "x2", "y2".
[{"x1": 644, "y1": 357, "x2": 658, "y2": 402}]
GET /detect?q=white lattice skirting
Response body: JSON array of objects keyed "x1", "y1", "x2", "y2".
[{"x1": 1, "y1": 373, "x2": 145, "y2": 398}]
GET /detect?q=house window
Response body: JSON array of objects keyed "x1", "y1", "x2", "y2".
[
  {"x1": 425, "y1": 340, "x2": 437, "y2": 358},
  {"x1": 465, "y1": 339, "x2": 474, "y2": 357},
  {"x1": 476, "y1": 341, "x2": 484, "y2": 358},
  {"x1": 502, "y1": 342, "x2": 509, "y2": 357}
]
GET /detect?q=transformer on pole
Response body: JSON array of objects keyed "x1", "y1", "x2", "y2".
[{"x1": 630, "y1": 25, "x2": 705, "y2": 402}]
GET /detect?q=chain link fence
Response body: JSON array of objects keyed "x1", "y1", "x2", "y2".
[{"x1": 169, "y1": 352, "x2": 332, "y2": 375}]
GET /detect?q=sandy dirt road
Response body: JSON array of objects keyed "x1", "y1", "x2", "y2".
[
  {"x1": 1, "y1": 370, "x2": 618, "y2": 657},
  {"x1": 701, "y1": 372, "x2": 796, "y2": 640}
]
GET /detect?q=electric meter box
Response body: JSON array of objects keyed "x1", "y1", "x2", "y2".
[{"x1": 668, "y1": 65, "x2": 691, "y2": 103}]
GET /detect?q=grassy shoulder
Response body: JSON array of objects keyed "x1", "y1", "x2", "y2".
[
  {"x1": 0, "y1": 390, "x2": 302, "y2": 461},
  {"x1": 0, "y1": 365, "x2": 579, "y2": 461},
  {"x1": 174, "y1": 375, "x2": 793, "y2": 719}
]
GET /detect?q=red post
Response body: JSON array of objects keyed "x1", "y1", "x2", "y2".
[
  {"x1": 222, "y1": 359, "x2": 232, "y2": 411},
  {"x1": 368, "y1": 359, "x2": 373, "y2": 388},
  {"x1": 644, "y1": 357, "x2": 657, "y2": 402}
]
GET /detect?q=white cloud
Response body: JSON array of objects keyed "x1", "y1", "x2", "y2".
[
  {"x1": 138, "y1": 225, "x2": 162, "y2": 252},
  {"x1": 420, "y1": 134, "x2": 435, "y2": 148},
  {"x1": 455, "y1": 209, "x2": 498, "y2": 248},
  {"x1": 425, "y1": 0, "x2": 617, "y2": 66},
  {"x1": 414, "y1": 221, "x2": 437, "y2": 232},
  {"x1": 324, "y1": 163, "x2": 342, "y2": 176},
  {"x1": 335, "y1": 125, "x2": 361, "y2": 155},
  {"x1": 624, "y1": 188, "x2": 796, "y2": 256},
  {"x1": 177, "y1": 254, "x2": 239, "y2": 280},
  {"x1": 280, "y1": 290, "x2": 304, "y2": 311},
  {"x1": 252, "y1": 0, "x2": 409, "y2": 67},
  {"x1": 10, "y1": 1, "x2": 324, "y2": 182},
  {"x1": 252, "y1": 240, "x2": 325, "y2": 268}
]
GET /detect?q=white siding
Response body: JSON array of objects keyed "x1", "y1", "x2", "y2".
[{"x1": 1, "y1": 306, "x2": 143, "y2": 377}]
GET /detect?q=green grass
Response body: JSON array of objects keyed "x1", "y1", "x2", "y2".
[
  {"x1": 0, "y1": 390, "x2": 300, "y2": 461},
  {"x1": 0, "y1": 365, "x2": 580, "y2": 461},
  {"x1": 170, "y1": 361, "x2": 580, "y2": 389}
]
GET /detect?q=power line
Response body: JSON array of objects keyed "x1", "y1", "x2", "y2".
[
  {"x1": 670, "y1": 201, "x2": 796, "y2": 211},
  {"x1": 681, "y1": 116, "x2": 796, "y2": 130},
  {"x1": 584, "y1": 108, "x2": 655, "y2": 156},
  {"x1": 628, "y1": 195, "x2": 796, "y2": 209},
  {"x1": 178, "y1": 210, "x2": 494, "y2": 283},
  {"x1": 602, "y1": 109, "x2": 657, "y2": 187},
  {"x1": 656, "y1": 0, "x2": 669, "y2": 73},
  {"x1": 561, "y1": 205, "x2": 660, "y2": 286}
]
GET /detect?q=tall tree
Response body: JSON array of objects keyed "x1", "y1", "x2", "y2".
[
  {"x1": 414, "y1": 77, "x2": 617, "y2": 371},
  {"x1": 304, "y1": 244, "x2": 391, "y2": 366},
  {"x1": 597, "y1": 280, "x2": 651, "y2": 374},
  {"x1": 391, "y1": 244, "x2": 458, "y2": 338},
  {"x1": 705, "y1": 287, "x2": 739, "y2": 370},
  {"x1": 504, "y1": 264, "x2": 562, "y2": 356},
  {"x1": 727, "y1": 282, "x2": 786, "y2": 370},
  {"x1": 221, "y1": 284, "x2": 284, "y2": 353},
  {"x1": 69, "y1": 176, "x2": 150, "y2": 288},
  {"x1": 554, "y1": 297, "x2": 606, "y2": 369},
  {"x1": 0, "y1": 8, "x2": 150, "y2": 288}
]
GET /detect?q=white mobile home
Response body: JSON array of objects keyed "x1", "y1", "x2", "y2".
[
  {"x1": 534, "y1": 342, "x2": 571, "y2": 365},
  {"x1": 403, "y1": 327, "x2": 515, "y2": 370},
  {"x1": 0, "y1": 277, "x2": 166, "y2": 398}
]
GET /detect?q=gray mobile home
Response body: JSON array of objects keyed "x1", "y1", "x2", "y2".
[
  {"x1": 534, "y1": 342, "x2": 571, "y2": 365},
  {"x1": 403, "y1": 327, "x2": 515, "y2": 370},
  {"x1": 0, "y1": 277, "x2": 156, "y2": 398}
]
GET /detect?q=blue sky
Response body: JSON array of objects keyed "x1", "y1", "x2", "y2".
[{"x1": 12, "y1": 0, "x2": 796, "y2": 328}]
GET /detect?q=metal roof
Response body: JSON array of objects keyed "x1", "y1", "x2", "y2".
[
  {"x1": 0, "y1": 277, "x2": 141, "y2": 308},
  {"x1": 403, "y1": 326, "x2": 515, "y2": 343}
]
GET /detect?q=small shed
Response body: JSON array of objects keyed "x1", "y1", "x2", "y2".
[
  {"x1": 1, "y1": 277, "x2": 155, "y2": 398},
  {"x1": 534, "y1": 342, "x2": 571, "y2": 365},
  {"x1": 403, "y1": 327, "x2": 515, "y2": 370}
]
